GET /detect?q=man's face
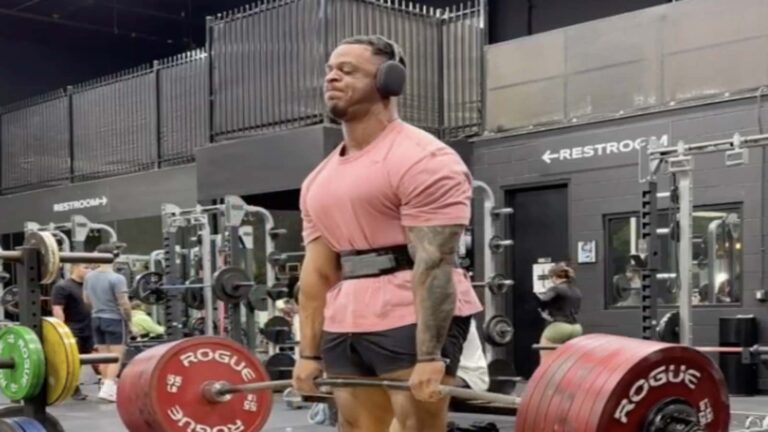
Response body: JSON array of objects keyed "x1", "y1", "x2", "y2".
[
  {"x1": 324, "y1": 44, "x2": 383, "y2": 121},
  {"x1": 72, "y1": 264, "x2": 91, "y2": 281}
]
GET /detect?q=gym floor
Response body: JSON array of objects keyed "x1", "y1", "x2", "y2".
[{"x1": 1, "y1": 383, "x2": 766, "y2": 431}]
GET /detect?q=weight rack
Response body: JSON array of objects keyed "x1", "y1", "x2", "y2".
[{"x1": 0, "y1": 240, "x2": 114, "y2": 427}]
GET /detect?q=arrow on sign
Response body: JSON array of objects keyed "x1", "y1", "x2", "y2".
[
  {"x1": 542, "y1": 150, "x2": 559, "y2": 164},
  {"x1": 97, "y1": 196, "x2": 108, "y2": 206}
]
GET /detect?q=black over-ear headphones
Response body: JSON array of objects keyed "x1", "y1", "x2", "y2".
[{"x1": 374, "y1": 36, "x2": 406, "y2": 98}]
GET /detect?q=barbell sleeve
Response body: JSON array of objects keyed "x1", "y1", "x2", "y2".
[
  {"x1": 207, "y1": 378, "x2": 521, "y2": 407},
  {"x1": 532, "y1": 343, "x2": 768, "y2": 355},
  {"x1": 0, "y1": 353, "x2": 119, "y2": 369}
]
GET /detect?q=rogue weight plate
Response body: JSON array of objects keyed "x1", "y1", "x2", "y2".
[
  {"x1": 261, "y1": 316, "x2": 293, "y2": 345},
  {"x1": 116, "y1": 336, "x2": 273, "y2": 432},
  {"x1": 265, "y1": 352, "x2": 296, "y2": 381},
  {"x1": 23, "y1": 231, "x2": 61, "y2": 285},
  {"x1": 0, "y1": 326, "x2": 45, "y2": 401},
  {"x1": 0, "y1": 406, "x2": 64, "y2": 432},
  {"x1": 8, "y1": 417, "x2": 46, "y2": 432},
  {"x1": 483, "y1": 315, "x2": 513, "y2": 346},
  {"x1": 41, "y1": 317, "x2": 81, "y2": 405},
  {"x1": 515, "y1": 334, "x2": 730, "y2": 432},
  {"x1": 134, "y1": 271, "x2": 166, "y2": 305},
  {"x1": 213, "y1": 266, "x2": 251, "y2": 304},
  {"x1": 0, "y1": 286, "x2": 19, "y2": 315}
]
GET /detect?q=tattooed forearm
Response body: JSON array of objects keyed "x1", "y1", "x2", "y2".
[{"x1": 406, "y1": 225, "x2": 464, "y2": 359}]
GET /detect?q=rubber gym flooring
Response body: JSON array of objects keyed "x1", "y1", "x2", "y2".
[{"x1": 1, "y1": 382, "x2": 767, "y2": 431}]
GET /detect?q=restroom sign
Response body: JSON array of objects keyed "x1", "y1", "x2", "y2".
[{"x1": 541, "y1": 134, "x2": 668, "y2": 164}]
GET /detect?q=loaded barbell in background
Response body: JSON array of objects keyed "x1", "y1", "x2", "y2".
[
  {"x1": 0, "y1": 318, "x2": 119, "y2": 404},
  {"x1": 116, "y1": 334, "x2": 732, "y2": 432},
  {"x1": 132, "y1": 266, "x2": 253, "y2": 305},
  {"x1": 472, "y1": 273, "x2": 514, "y2": 294},
  {"x1": 0, "y1": 232, "x2": 114, "y2": 284}
]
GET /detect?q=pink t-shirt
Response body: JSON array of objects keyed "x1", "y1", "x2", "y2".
[{"x1": 300, "y1": 120, "x2": 484, "y2": 333}]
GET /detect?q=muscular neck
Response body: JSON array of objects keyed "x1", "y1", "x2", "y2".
[{"x1": 342, "y1": 102, "x2": 398, "y2": 153}]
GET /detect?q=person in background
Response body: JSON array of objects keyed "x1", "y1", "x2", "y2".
[
  {"x1": 83, "y1": 243, "x2": 131, "y2": 403},
  {"x1": 130, "y1": 300, "x2": 165, "y2": 339},
  {"x1": 536, "y1": 262, "x2": 582, "y2": 365},
  {"x1": 51, "y1": 263, "x2": 93, "y2": 401}
]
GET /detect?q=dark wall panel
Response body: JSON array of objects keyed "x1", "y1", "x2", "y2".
[
  {"x1": 196, "y1": 125, "x2": 342, "y2": 200},
  {"x1": 471, "y1": 97, "x2": 768, "y2": 390},
  {"x1": 0, "y1": 165, "x2": 196, "y2": 235}
]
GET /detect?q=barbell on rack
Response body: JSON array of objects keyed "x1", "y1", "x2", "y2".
[
  {"x1": 116, "y1": 333, "x2": 733, "y2": 432},
  {"x1": 0, "y1": 232, "x2": 114, "y2": 284},
  {"x1": 132, "y1": 266, "x2": 253, "y2": 305}
]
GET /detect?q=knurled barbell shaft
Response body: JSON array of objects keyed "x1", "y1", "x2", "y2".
[
  {"x1": 0, "y1": 251, "x2": 114, "y2": 264},
  {"x1": 0, "y1": 353, "x2": 120, "y2": 369},
  {"x1": 208, "y1": 378, "x2": 522, "y2": 406}
]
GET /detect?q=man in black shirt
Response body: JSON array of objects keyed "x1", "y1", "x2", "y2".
[{"x1": 51, "y1": 263, "x2": 93, "y2": 401}]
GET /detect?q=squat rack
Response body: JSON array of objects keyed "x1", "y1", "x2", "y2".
[{"x1": 639, "y1": 131, "x2": 759, "y2": 345}]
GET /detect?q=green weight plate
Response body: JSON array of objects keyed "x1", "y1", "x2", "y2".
[
  {"x1": 0, "y1": 406, "x2": 64, "y2": 432},
  {"x1": 0, "y1": 326, "x2": 45, "y2": 401}
]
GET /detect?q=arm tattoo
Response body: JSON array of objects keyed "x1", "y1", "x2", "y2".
[{"x1": 406, "y1": 225, "x2": 464, "y2": 359}]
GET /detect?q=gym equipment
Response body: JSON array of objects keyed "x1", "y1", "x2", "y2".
[
  {"x1": 247, "y1": 284, "x2": 269, "y2": 312},
  {"x1": 487, "y1": 358, "x2": 518, "y2": 395},
  {"x1": 518, "y1": 334, "x2": 729, "y2": 431},
  {"x1": 212, "y1": 266, "x2": 252, "y2": 304},
  {"x1": 0, "y1": 286, "x2": 52, "y2": 316},
  {"x1": 0, "y1": 318, "x2": 120, "y2": 404},
  {"x1": 0, "y1": 405, "x2": 64, "y2": 432},
  {"x1": 482, "y1": 315, "x2": 513, "y2": 347},
  {"x1": 472, "y1": 274, "x2": 514, "y2": 294},
  {"x1": 0, "y1": 325, "x2": 45, "y2": 401},
  {"x1": 116, "y1": 333, "x2": 733, "y2": 432},
  {"x1": 0, "y1": 232, "x2": 113, "y2": 284},
  {"x1": 182, "y1": 277, "x2": 205, "y2": 310},
  {"x1": 265, "y1": 352, "x2": 295, "y2": 381},
  {"x1": 134, "y1": 271, "x2": 167, "y2": 305},
  {"x1": 261, "y1": 316, "x2": 293, "y2": 345},
  {"x1": 657, "y1": 310, "x2": 680, "y2": 343}
]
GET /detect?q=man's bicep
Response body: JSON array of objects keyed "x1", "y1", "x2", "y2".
[{"x1": 300, "y1": 238, "x2": 340, "y2": 284}]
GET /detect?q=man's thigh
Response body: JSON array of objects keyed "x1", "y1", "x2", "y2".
[
  {"x1": 381, "y1": 367, "x2": 454, "y2": 432},
  {"x1": 332, "y1": 386, "x2": 394, "y2": 432}
]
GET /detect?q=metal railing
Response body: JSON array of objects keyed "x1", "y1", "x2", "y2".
[{"x1": 0, "y1": 0, "x2": 485, "y2": 194}]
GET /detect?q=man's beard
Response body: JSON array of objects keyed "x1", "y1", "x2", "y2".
[{"x1": 327, "y1": 102, "x2": 348, "y2": 121}]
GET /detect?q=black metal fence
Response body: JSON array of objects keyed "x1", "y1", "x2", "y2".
[{"x1": 0, "y1": 0, "x2": 484, "y2": 193}]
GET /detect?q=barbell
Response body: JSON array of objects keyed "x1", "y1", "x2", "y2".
[
  {"x1": 0, "y1": 231, "x2": 114, "y2": 284},
  {"x1": 0, "y1": 317, "x2": 119, "y2": 404},
  {"x1": 116, "y1": 333, "x2": 732, "y2": 432},
  {"x1": 534, "y1": 342, "x2": 768, "y2": 364}
]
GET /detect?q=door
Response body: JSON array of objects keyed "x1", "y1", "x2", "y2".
[{"x1": 506, "y1": 185, "x2": 569, "y2": 378}]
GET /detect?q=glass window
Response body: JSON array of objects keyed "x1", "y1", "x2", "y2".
[{"x1": 605, "y1": 206, "x2": 742, "y2": 308}]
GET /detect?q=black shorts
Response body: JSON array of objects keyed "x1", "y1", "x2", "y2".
[
  {"x1": 75, "y1": 333, "x2": 94, "y2": 354},
  {"x1": 92, "y1": 317, "x2": 126, "y2": 346},
  {"x1": 321, "y1": 316, "x2": 471, "y2": 377}
]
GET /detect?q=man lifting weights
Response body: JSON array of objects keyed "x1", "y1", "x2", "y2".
[{"x1": 292, "y1": 35, "x2": 484, "y2": 432}]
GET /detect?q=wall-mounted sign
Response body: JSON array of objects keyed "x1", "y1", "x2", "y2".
[
  {"x1": 541, "y1": 134, "x2": 669, "y2": 164},
  {"x1": 53, "y1": 196, "x2": 109, "y2": 213}
]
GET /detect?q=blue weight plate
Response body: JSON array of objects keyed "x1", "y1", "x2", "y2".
[
  {"x1": 12, "y1": 418, "x2": 45, "y2": 432},
  {"x1": 5, "y1": 418, "x2": 26, "y2": 432}
]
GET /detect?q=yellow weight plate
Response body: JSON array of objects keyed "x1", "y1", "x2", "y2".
[{"x1": 41, "y1": 317, "x2": 80, "y2": 405}]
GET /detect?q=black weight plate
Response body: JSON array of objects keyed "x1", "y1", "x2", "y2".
[
  {"x1": 248, "y1": 285, "x2": 269, "y2": 312},
  {"x1": 483, "y1": 315, "x2": 513, "y2": 347},
  {"x1": 133, "y1": 271, "x2": 166, "y2": 305},
  {"x1": 213, "y1": 267, "x2": 251, "y2": 304},
  {"x1": 0, "y1": 286, "x2": 19, "y2": 315},
  {"x1": 261, "y1": 316, "x2": 293, "y2": 345},
  {"x1": 265, "y1": 352, "x2": 295, "y2": 381},
  {"x1": 487, "y1": 358, "x2": 518, "y2": 395},
  {"x1": 183, "y1": 277, "x2": 205, "y2": 310},
  {"x1": 0, "y1": 406, "x2": 64, "y2": 432},
  {"x1": 657, "y1": 310, "x2": 679, "y2": 343}
]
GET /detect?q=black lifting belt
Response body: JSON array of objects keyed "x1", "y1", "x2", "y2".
[{"x1": 339, "y1": 245, "x2": 414, "y2": 280}]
